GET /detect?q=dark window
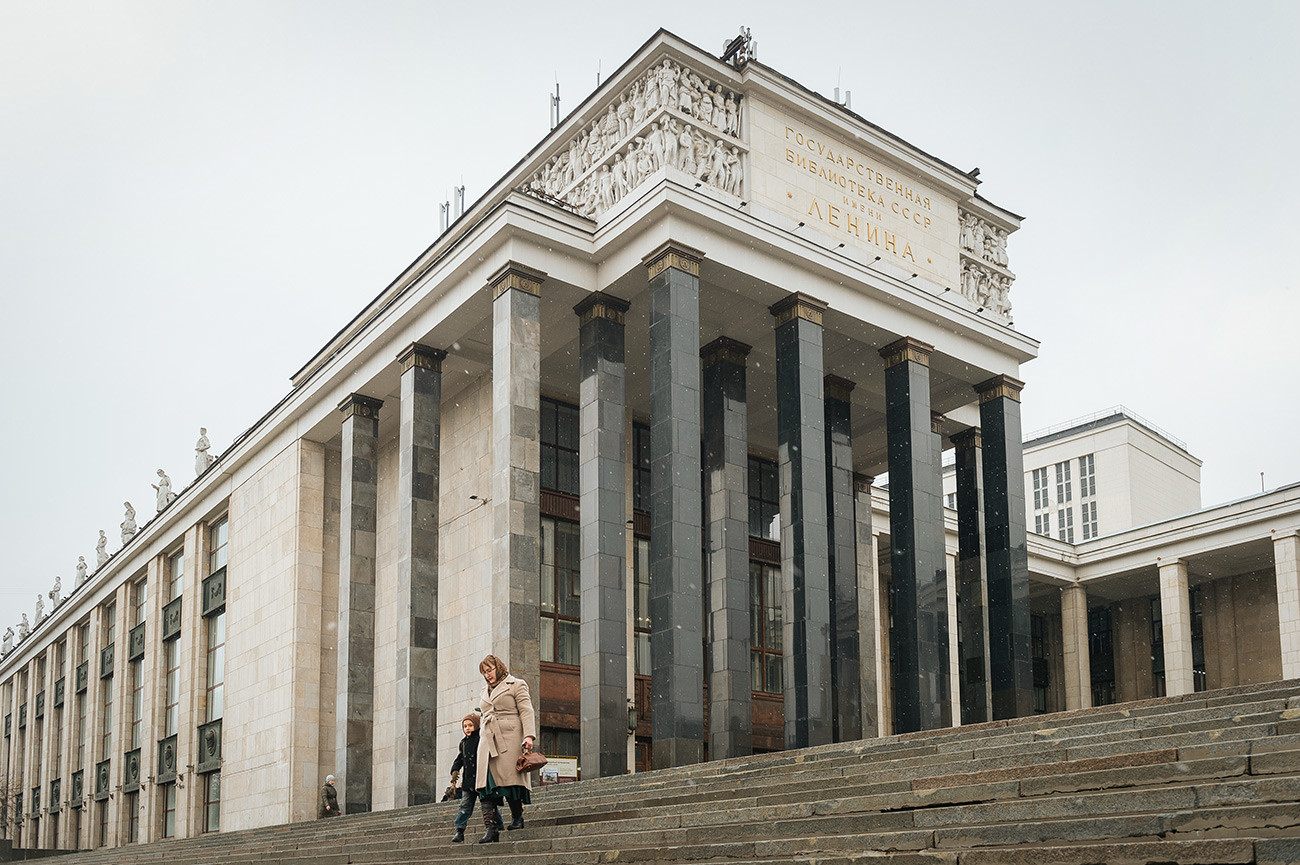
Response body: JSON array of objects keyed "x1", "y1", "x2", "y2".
[
  {"x1": 1190, "y1": 587, "x2": 1206, "y2": 692},
  {"x1": 1088, "y1": 607, "x2": 1115, "y2": 706},
  {"x1": 203, "y1": 772, "x2": 220, "y2": 833},
  {"x1": 632, "y1": 422, "x2": 651, "y2": 513},
  {"x1": 748, "y1": 457, "x2": 779, "y2": 541},
  {"x1": 632, "y1": 535, "x2": 650, "y2": 677},
  {"x1": 749, "y1": 561, "x2": 782, "y2": 694},
  {"x1": 540, "y1": 398, "x2": 579, "y2": 495},
  {"x1": 540, "y1": 517, "x2": 580, "y2": 665},
  {"x1": 1030, "y1": 614, "x2": 1048, "y2": 714},
  {"x1": 1150, "y1": 597, "x2": 1166, "y2": 698}
]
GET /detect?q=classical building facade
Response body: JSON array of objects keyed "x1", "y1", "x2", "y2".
[{"x1": 3, "y1": 29, "x2": 1297, "y2": 853}]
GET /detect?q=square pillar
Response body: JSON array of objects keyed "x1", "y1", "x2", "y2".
[
  {"x1": 771, "y1": 292, "x2": 833, "y2": 749},
  {"x1": 976, "y1": 374, "x2": 1034, "y2": 720},
  {"x1": 1061, "y1": 584, "x2": 1092, "y2": 710},
  {"x1": 825, "y1": 375, "x2": 862, "y2": 742},
  {"x1": 644, "y1": 242, "x2": 704, "y2": 769},
  {"x1": 879, "y1": 337, "x2": 948, "y2": 733},
  {"x1": 702, "y1": 337, "x2": 753, "y2": 760},
  {"x1": 853, "y1": 475, "x2": 880, "y2": 738},
  {"x1": 952, "y1": 428, "x2": 992, "y2": 724},
  {"x1": 1158, "y1": 559, "x2": 1195, "y2": 696},
  {"x1": 575, "y1": 292, "x2": 630, "y2": 779},
  {"x1": 1276, "y1": 532, "x2": 1300, "y2": 679},
  {"x1": 489, "y1": 265, "x2": 544, "y2": 691},
  {"x1": 336, "y1": 392, "x2": 382, "y2": 814},
  {"x1": 394, "y1": 344, "x2": 446, "y2": 806}
]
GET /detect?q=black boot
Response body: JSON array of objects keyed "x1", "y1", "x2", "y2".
[
  {"x1": 476, "y1": 804, "x2": 501, "y2": 844},
  {"x1": 507, "y1": 798, "x2": 524, "y2": 831},
  {"x1": 451, "y1": 828, "x2": 464, "y2": 843}
]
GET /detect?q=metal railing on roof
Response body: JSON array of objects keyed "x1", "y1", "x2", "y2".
[{"x1": 1022, "y1": 405, "x2": 1188, "y2": 452}]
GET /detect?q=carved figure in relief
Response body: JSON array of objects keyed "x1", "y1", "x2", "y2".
[
  {"x1": 656, "y1": 60, "x2": 678, "y2": 108},
  {"x1": 585, "y1": 122, "x2": 603, "y2": 169},
  {"x1": 971, "y1": 220, "x2": 986, "y2": 261},
  {"x1": 724, "y1": 95, "x2": 738, "y2": 136},
  {"x1": 643, "y1": 71, "x2": 660, "y2": 113},
  {"x1": 709, "y1": 139, "x2": 728, "y2": 190},
  {"x1": 596, "y1": 165, "x2": 614, "y2": 212},
  {"x1": 617, "y1": 93, "x2": 633, "y2": 139},
  {"x1": 725, "y1": 147, "x2": 743, "y2": 196},
  {"x1": 960, "y1": 215, "x2": 976, "y2": 252},
  {"x1": 2, "y1": 627, "x2": 12, "y2": 655},
  {"x1": 636, "y1": 141, "x2": 655, "y2": 184},
  {"x1": 678, "y1": 124, "x2": 696, "y2": 174},
  {"x1": 712, "y1": 85, "x2": 727, "y2": 130},
  {"x1": 121, "y1": 501, "x2": 138, "y2": 544},
  {"x1": 35, "y1": 594, "x2": 45, "y2": 625},
  {"x1": 19, "y1": 614, "x2": 29, "y2": 640},
  {"x1": 631, "y1": 81, "x2": 648, "y2": 125},
  {"x1": 49, "y1": 575, "x2": 61, "y2": 608},
  {"x1": 994, "y1": 229, "x2": 1009, "y2": 267},
  {"x1": 601, "y1": 105, "x2": 620, "y2": 151},
  {"x1": 96, "y1": 530, "x2": 109, "y2": 567},
  {"x1": 960, "y1": 262, "x2": 977, "y2": 301},
  {"x1": 663, "y1": 118, "x2": 680, "y2": 170},
  {"x1": 698, "y1": 84, "x2": 714, "y2": 125},
  {"x1": 678, "y1": 77, "x2": 695, "y2": 117},
  {"x1": 612, "y1": 153, "x2": 630, "y2": 201},
  {"x1": 77, "y1": 555, "x2": 89, "y2": 585},
  {"x1": 646, "y1": 121, "x2": 666, "y2": 169},
  {"x1": 566, "y1": 138, "x2": 583, "y2": 186}
]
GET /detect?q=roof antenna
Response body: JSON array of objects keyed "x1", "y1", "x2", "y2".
[
  {"x1": 439, "y1": 197, "x2": 450, "y2": 234},
  {"x1": 549, "y1": 77, "x2": 561, "y2": 129},
  {"x1": 834, "y1": 68, "x2": 851, "y2": 110},
  {"x1": 453, "y1": 181, "x2": 465, "y2": 220},
  {"x1": 596, "y1": 60, "x2": 601, "y2": 87}
]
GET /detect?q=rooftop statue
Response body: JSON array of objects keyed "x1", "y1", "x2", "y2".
[
  {"x1": 77, "y1": 555, "x2": 89, "y2": 585},
  {"x1": 122, "y1": 501, "x2": 138, "y2": 544},
  {"x1": 35, "y1": 594, "x2": 45, "y2": 625},
  {"x1": 96, "y1": 530, "x2": 109, "y2": 567},
  {"x1": 49, "y1": 575, "x2": 61, "y2": 608},
  {"x1": 196, "y1": 427, "x2": 214, "y2": 475},
  {"x1": 152, "y1": 468, "x2": 177, "y2": 511},
  {"x1": 19, "y1": 613, "x2": 30, "y2": 640},
  {"x1": 2, "y1": 627, "x2": 12, "y2": 656}
]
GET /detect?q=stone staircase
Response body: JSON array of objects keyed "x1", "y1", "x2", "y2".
[{"x1": 24, "y1": 680, "x2": 1300, "y2": 865}]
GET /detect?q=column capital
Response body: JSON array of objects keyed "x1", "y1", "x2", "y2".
[
  {"x1": 975, "y1": 374, "x2": 1025, "y2": 403},
  {"x1": 769, "y1": 292, "x2": 826, "y2": 327},
  {"x1": 338, "y1": 393, "x2": 383, "y2": 419},
  {"x1": 931, "y1": 412, "x2": 946, "y2": 435},
  {"x1": 878, "y1": 336, "x2": 933, "y2": 368},
  {"x1": 951, "y1": 427, "x2": 982, "y2": 450},
  {"x1": 643, "y1": 241, "x2": 703, "y2": 279},
  {"x1": 573, "y1": 291, "x2": 631, "y2": 326},
  {"x1": 396, "y1": 343, "x2": 447, "y2": 373},
  {"x1": 489, "y1": 262, "x2": 545, "y2": 300},
  {"x1": 700, "y1": 336, "x2": 752, "y2": 368},
  {"x1": 853, "y1": 473, "x2": 875, "y2": 494},
  {"x1": 823, "y1": 374, "x2": 856, "y2": 403}
]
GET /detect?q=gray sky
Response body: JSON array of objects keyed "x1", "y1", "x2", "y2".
[{"x1": 2, "y1": 1, "x2": 1297, "y2": 622}]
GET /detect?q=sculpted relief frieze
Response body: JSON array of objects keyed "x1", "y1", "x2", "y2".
[
  {"x1": 958, "y1": 210, "x2": 1014, "y2": 318},
  {"x1": 522, "y1": 58, "x2": 745, "y2": 220}
]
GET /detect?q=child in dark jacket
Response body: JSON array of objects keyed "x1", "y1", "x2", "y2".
[{"x1": 449, "y1": 712, "x2": 500, "y2": 842}]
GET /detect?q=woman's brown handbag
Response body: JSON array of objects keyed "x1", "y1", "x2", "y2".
[{"x1": 516, "y1": 750, "x2": 548, "y2": 773}]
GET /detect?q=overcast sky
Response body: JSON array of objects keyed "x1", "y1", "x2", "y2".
[{"x1": 2, "y1": 1, "x2": 1297, "y2": 625}]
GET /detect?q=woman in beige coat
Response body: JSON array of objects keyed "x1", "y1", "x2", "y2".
[{"x1": 474, "y1": 653, "x2": 536, "y2": 843}]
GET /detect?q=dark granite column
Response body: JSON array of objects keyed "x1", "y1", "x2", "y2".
[
  {"x1": 771, "y1": 292, "x2": 833, "y2": 750},
  {"x1": 490, "y1": 265, "x2": 544, "y2": 691},
  {"x1": 976, "y1": 374, "x2": 1033, "y2": 720},
  {"x1": 337, "y1": 392, "x2": 382, "y2": 813},
  {"x1": 853, "y1": 473, "x2": 879, "y2": 738},
  {"x1": 878, "y1": 337, "x2": 948, "y2": 734},
  {"x1": 824, "y1": 375, "x2": 861, "y2": 742},
  {"x1": 952, "y1": 428, "x2": 992, "y2": 725},
  {"x1": 393, "y1": 343, "x2": 445, "y2": 806},
  {"x1": 574, "y1": 292, "x2": 630, "y2": 779},
  {"x1": 702, "y1": 337, "x2": 752, "y2": 760},
  {"x1": 645, "y1": 242, "x2": 704, "y2": 769}
]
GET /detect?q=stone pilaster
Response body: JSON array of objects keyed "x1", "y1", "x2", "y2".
[
  {"x1": 1158, "y1": 559, "x2": 1194, "y2": 696},
  {"x1": 772, "y1": 292, "x2": 833, "y2": 749},
  {"x1": 394, "y1": 344, "x2": 445, "y2": 806},
  {"x1": 1061, "y1": 584, "x2": 1092, "y2": 711},
  {"x1": 824, "y1": 375, "x2": 861, "y2": 742},
  {"x1": 645, "y1": 242, "x2": 704, "y2": 769},
  {"x1": 952, "y1": 428, "x2": 992, "y2": 725},
  {"x1": 336, "y1": 392, "x2": 382, "y2": 814},
  {"x1": 490, "y1": 264, "x2": 543, "y2": 692},
  {"x1": 702, "y1": 336, "x2": 752, "y2": 760},
  {"x1": 853, "y1": 474, "x2": 880, "y2": 738},
  {"x1": 575, "y1": 292, "x2": 630, "y2": 779},
  {"x1": 879, "y1": 337, "x2": 948, "y2": 733},
  {"x1": 976, "y1": 374, "x2": 1034, "y2": 721},
  {"x1": 1276, "y1": 532, "x2": 1300, "y2": 679}
]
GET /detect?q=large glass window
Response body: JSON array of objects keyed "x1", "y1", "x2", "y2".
[
  {"x1": 748, "y1": 457, "x2": 779, "y2": 541},
  {"x1": 129, "y1": 658, "x2": 144, "y2": 749},
  {"x1": 1150, "y1": 597, "x2": 1166, "y2": 697},
  {"x1": 1191, "y1": 587, "x2": 1206, "y2": 692},
  {"x1": 99, "y1": 677, "x2": 112, "y2": 757},
  {"x1": 1031, "y1": 467, "x2": 1051, "y2": 535},
  {"x1": 1031, "y1": 614, "x2": 1048, "y2": 714},
  {"x1": 539, "y1": 517, "x2": 580, "y2": 665},
  {"x1": 1077, "y1": 453, "x2": 1096, "y2": 497},
  {"x1": 1088, "y1": 607, "x2": 1115, "y2": 706},
  {"x1": 202, "y1": 771, "x2": 220, "y2": 833},
  {"x1": 168, "y1": 549, "x2": 185, "y2": 601},
  {"x1": 1054, "y1": 460, "x2": 1073, "y2": 505},
  {"x1": 206, "y1": 612, "x2": 226, "y2": 722},
  {"x1": 162, "y1": 782, "x2": 177, "y2": 838},
  {"x1": 209, "y1": 517, "x2": 229, "y2": 574},
  {"x1": 125, "y1": 791, "x2": 139, "y2": 843},
  {"x1": 132, "y1": 577, "x2": 147, "y2": 627},
  {"x1": 540, "y1": 398, "x2": 579, "y2": 495},
  {"x1": 1080, "y1": 500, "x2": 1099, "y2": 541},
  {"x1": 163, "y1": 639, "x2": 180, "y2": 737},
  {"x1": 749, "y1": 562, "x2": 782, "y2": 694},
  {"x1": 632, "y1": 536, "x2": 651, "y2": 677},
  {"x1": 103, "y1": 603, "x2": 116, "y2": 649},
  {"x1": 1056, "y1": 506, "x2": 1075, "y2": 543}
]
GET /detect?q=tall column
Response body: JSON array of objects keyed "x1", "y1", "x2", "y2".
[
  {"x1": 952, "y1": 428, "x2": 992, "y2": 724},
  {"x1": 336, "y1": 392, "x2": 382, "y2": 814},
  {"x1": 879, "y1": 337, "x2": 948, "y2": 733},
  {"x1": 824, "y1": 375, "x2": 861, "y2": 742},
  {"x1": 490, "y1": 265, "x2": 544, "y2": 691},
  {"x1": 977, "y1": 374, "x2": 1034, "y2": 720},
  {"x1": 1061, "y1": 584, "x2": 1092, "y2": 710},
  {"x1": 771, "y1": 293, "x2": 833, "y2": 749},
  {"x1": 575, "y1": 292, "x2": 630, "y2": 779},
  {"x1": 645, "y1": 242, "x2": 704, "y2": 769},
  {"x1": 1276, "y1": 532, "x2": 1300, "y2": 679},
  {"x1": 853, "y1": 474, "x2": 879, "y2": 738},
  {"x1": 702, "y1": 337, "x2": 752, "y2": 760},
  {"x1": 1158, "y1": 559, "x2": 1194, "y2": 696},
  {"x1": 394, "y1": 344, "x2": 445, "y2": 806}
]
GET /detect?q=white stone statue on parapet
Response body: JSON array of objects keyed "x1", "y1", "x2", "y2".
[
  {"x1": 152, "y1": 468, "x2": 177, "y2": 511},
  {"x1": 195, "y1": 427, "x2": 214, "y2": 475},
  {"x1": 18, "y1": 614, "x2": 30, "y2": 640},
  {"x1": 96, "y1": 531, "x2": 109, "y2": 567},
  {"x1": 2, "y1": 627, "x2": 12, "y2": 655},
  {"x1": 35, "y1": 594, "x2": 45, "y2": 625},
  {"x1": 122, "y1": 501, "x2": 138, "y2": 543},
  {"x1": 49, "y1": 575, "x2": 61, "y2": 608}
]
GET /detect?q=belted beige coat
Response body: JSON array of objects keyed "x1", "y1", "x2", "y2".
[{"x1": 475, "y1": 673, "x2": 537, "y2": 791}]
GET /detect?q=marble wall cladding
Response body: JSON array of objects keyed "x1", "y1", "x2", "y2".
[
  {"x1": 953, "y1": 434, "x2": 992, "y2": 724},
  {"x1": 223, "y1": 439, "x2": 326, "y2": 831},
  {"x1": 824, "y1": 386, "x2": 860, "y2": 743},
  {"x1": 370, "y1": 437, "x2": 400, "y2": 812},
  {"x1": 853, "y1": 478, "x2": 879, "y2": 738}
]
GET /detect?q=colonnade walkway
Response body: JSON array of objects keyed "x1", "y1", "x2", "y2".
[{"x1": 14, "y1": 679, "x2": 1300, "y2": 864}]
